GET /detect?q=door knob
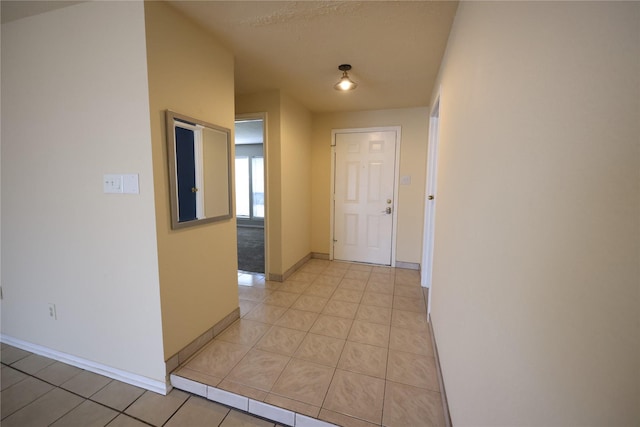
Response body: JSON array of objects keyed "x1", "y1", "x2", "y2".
[
  {"x1": 386, "y1": 207, "x2": 392, "y2": 214},
  {"x1": 428, "y1": 195, "x2": 434, "y2": 200},
  {"x1": 192, "y1": 187, "x2": 199, "y2": 193}
]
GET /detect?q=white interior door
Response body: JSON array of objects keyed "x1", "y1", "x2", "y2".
[
  {"x1": 333, "y1": 130, "x2": 397, "y2": 265},
  {"x1": 422, "y1": 96, "x2": 440, "y2": 291}
]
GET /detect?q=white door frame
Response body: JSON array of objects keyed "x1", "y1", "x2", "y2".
[
  {"x1": 422, "y1": 92, "x2": 441, "y2": 313},
  {"x1": 235, "y1": 113, "x2": 268, "y2": 277},
  {"x1": 330, "y1": 126, "x2": 401, "y2": 267}
]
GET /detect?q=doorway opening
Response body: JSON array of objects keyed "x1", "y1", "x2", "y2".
[{"x1": 235, "y1": 116, "x2": 266, "y2": 274}]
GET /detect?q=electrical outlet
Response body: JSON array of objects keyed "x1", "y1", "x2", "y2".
[{"x1": 48, "y1": 303, "x2": 57, "y2": 320}]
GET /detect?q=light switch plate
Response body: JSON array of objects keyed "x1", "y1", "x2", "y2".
[
  {"x1": 400, "y1": 175, "x2": 412, "y2": 185},
  {"x1": 103, "y1": 174, "x2": 123, "y2": 193},
  {"x1": 122, "y1": 174, "x2": 139, "y2": 194}
]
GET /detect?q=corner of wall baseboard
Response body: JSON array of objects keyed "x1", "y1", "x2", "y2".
[
  {"x1": 281, "y1": 253, "x2": 312, "y2": 281},
  {"x1": 311, "y1": 252, "x2": 330, "y2": 260},
  {"x1": 165, "y1": 307, "x2": 240, "y2": 377},
  {"x1": 0, "y1": 334, "x2": 168, "y2": 395},
  {"x1": 428, "y1": 316, "x2": 453, "y2": 427}
]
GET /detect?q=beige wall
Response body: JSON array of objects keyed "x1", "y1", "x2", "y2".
[
  {"x1": 145, "y1": 1, "x2": 238, "y2": 359},
  {"x1": 430, "y1": 2, "x2": 640, "y2": 425},
  {"x1": 311, "y1": 108, "x2": 429, "y2": 264},
  {"x1": 1, "y1": 1, "x2": 166, "y2": 383},
  {"x1": 236, "y1": 91, "x2": 283, "y2": 275},
  {"x1": 280, "y1": 94, "x2": 313, "y2": 269},
  {"x1": 237, "y1": 91, "x2": 313, "y2": 276}
]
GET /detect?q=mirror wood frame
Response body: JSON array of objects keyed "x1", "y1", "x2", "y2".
[{"x1": 165, "y1": 110, "x2": 233, "y2": 229}]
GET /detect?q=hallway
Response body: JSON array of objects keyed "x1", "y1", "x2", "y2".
[{"x1": 171, "y1": 259, "x2": 445, "y2": 426}]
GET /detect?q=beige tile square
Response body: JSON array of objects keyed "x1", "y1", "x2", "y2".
[
  {"x1": 356, "y1": 305, "x2": 392, "y2": 326},
  {"x1": 2, "y1": 388, "x2": 84, "y2": 427},
  {"x1": 386, "y1": 350, "x2": 439, "y2": 392},
  {"x1": 263, "y1": 291, "x2": 300, "y2": 308},
  {"x1": 303, "y1": 284, "x2": 336, "y2": 298},
  {"x1": 309, "y1": 314, "x2": 354, "y2": 339},
  {"x1": 0, "y1": 346, "x2": 31, "y2": 365},
  {"x1": 347, "y1": 320, "x2": 390, "y2": 348},
  {"x1": 383, "y1": 381, "x2": 445, "y2": 427},
  {"x1": 164, "y1": 396, "x2": 229, "y2": 427},
  {"x1": 322, "y1": 300, "x2": 359, "y2": 319},
  {"x1": 338, "y1": 341, "x2": 388, "y2": 379},
  {"x1": 50, "y1": 399, "x2": 118, "y2": 427},
  {"x1": 275, "y1": 309, "x2": 319, "y2": 332},
  {"x1": 32, "y1": 361, "x2": 82, "y2": 386},
  {"x1": 278, "y1": 280, "x2": 310, "y2": 294},
  {"x1": 313, "y1": 275, "x2": 343, "y2": 287},
  {"x1": 369, "y1": 272, "x2": 395, "y2": 286},
  {"x1": 216, "y1": 319, "x2": 271, "y2": 346},
  {"x1": 320, "y1": 268, "x2": 348, "y2": 279},
  {"x1": 11, "y1": 353, "x2": 55, "y2": 375},
  {"x1": 174, "y1": 367, "x2": 222, "y2": 387},
  {"x1": 238, "y1": 274, "x2": 265, "y2": 287},
  {"x1": 291, "y1": 294, "x2": 329, "y2": 313},
  {"x1": 91, "y1": 380, "x2": 145, "y2": 411},
  {"x1": 238, "y1": 286, "x2": 270, "y2": 302},
  {"x1": 324, "y1": 369, "x2": 385, "y2": 425},
  {"x1": 331, "y1": 288, "x2": 363, "y2": 303},
  {"x1": 217, "y1": 379, "x2": 267, "y2": 401},
  {"x1": 349, "y1": 264, "x2": 373, "y2": 272},
  {"x1": 239, "y1": 300, "x2": 260, "y2": 317},
  {"x1": 289, "y1": 271, "x2": 319, "y2": 283},
  {"x1": 125, "y1": 389, "x2": 189, "y2": 426},
  {"x1": 255, "y1": 326, "x2": 306, "y2": 356},
  {"x1": 365, "y1": 280, "x2": 395, "y2": 295},
  {"x1": 319, "y1": 409, "x2": 380, "y2": 427},
  {"x1": 0, "y1": 376, "x2": 54, "y2": 419},
  {"x1": 391, "y1": 310, "x2": 429, "y2": 332},
  {"x1": 264, "y1": 394, "x2": 320, "y2": 418},
  {"x1": 243, "y1": 303, "x2": 288, "y2": 324},
  {"x1": 184, "y1": 340, "x2": 251, "y2": 378},
  {"x1": 60, "y1": 370, "x2": 112, "y2": 398},
  {"x1": 392, "y1": 295, "x2": 426, "y2": 313},
  {"x1": 339, "y1": 278, "x2": 368, "y2": 291},
  {"x1": 344, "y1": 269, "x2": 371, "y2": 281},
  {"x1": 393, "y1": 285, "x2": 424, "y2": 299},
  {"x1": 389, "y1": 326, "x2": 433, "y2": 356},
  {"x1": 270, "y1": 358, "x2": 335, "y2": 407},
  {"x1": 1, "y1": 366, "x2": 28, "y2": 391},
  {"x1": 294, "y1": 334, "x2": 345, "y2": 367},
  {"x1": 226, "y1": 349, "x2": 290, "y2": 391},
  {"x1": 360, "y1": 291, "x2": 393, "y2": 308},
  {"x1": 220, "y1": 409, "x2": 275, "y2": 427},
  {"x1": 394, "y1": 270, "x2": 420, "y2": 287},
  {"x1": 105, "y1": 414, "x2": 149, "y2": 427},
  {"x1": 300, "y1": 262, "x2": 329, "y2": 274}
]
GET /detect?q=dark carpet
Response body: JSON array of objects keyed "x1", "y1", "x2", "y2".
[{"x1": 237, "y1": 226, "x2": 265, "y2": 273}]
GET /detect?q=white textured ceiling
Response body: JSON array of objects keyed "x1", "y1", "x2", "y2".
[
  {"x1": 168, "y1": 1, "x2": 458, "y2": 113},
  {"x1": 1, "y1": 1, "x2": 459, "y2": 114}
]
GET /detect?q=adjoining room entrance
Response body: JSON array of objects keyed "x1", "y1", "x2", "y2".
[{"x1": 235, "y1": 117, "x2": 265, "y2": 274}]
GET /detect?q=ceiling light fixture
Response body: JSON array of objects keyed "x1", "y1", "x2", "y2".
[{"x1": 334, "y1": 64, "x2": 358, "y2": 91}]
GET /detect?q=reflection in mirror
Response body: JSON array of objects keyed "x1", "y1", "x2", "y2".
[{"x1": 166, "y1": 110, "x2": 232, "y2": 229}]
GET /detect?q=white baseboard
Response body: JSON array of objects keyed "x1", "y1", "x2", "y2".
[
  {"x1": 395, "y1": 261, "x2": 420, "y2": 270},
  {"x1": 0, "y1": 334, "x2": 168, "y2": 395}
]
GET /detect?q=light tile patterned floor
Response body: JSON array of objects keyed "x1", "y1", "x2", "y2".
[
  {"x1": 174, "y1": 260, "x2": 446, "y2": 427},
  {"x1": 0, "y1": 343, "x2": 287, "y2": 426}
]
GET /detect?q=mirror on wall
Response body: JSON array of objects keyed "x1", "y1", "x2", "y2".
[{"x1": 165, "y1": 110, "x2": 232, "y2": 229}]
